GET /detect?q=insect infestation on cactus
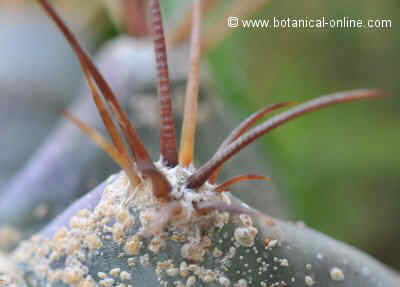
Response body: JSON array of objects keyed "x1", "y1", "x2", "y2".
[
  {"x1": 8, "y1": 1, "x2": 395, "y2": 287},
  {"x1": 37, "y1": 0, "x2": 384, "y2": 212}
]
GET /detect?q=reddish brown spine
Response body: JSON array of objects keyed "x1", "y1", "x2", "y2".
[
  {"x1": 209, "y1": 102, "x2": 293, "y2": 183},
  {"x1": 37, "y1": 0, "x2": 172, "y2": 200},
  {"x1": 150, "y1": 0, "x2": 178, "y2": 167},
  {"x1": 215, "y1": 174, "x2": 270, "y2": 192},
  {"x1": 187, "y1": 89, "x2": 385, "y2": 188}
]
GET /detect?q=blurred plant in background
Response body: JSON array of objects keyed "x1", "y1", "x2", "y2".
[
  {"x1": 1, "y1": 0, "x2": 398, "y2": 271},
  {"x1": 206, "y1": 0, "x2": 400, "y2": 270}
]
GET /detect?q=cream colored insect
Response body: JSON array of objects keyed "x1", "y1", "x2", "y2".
[{"x1": 38, "y1": 0, "x2": 384, "y2": 221}]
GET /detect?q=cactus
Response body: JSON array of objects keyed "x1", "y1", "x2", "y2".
[
  {"x1": 0, "y1": 35, "x2": 190, "y2": 242},
  {"x1": 8, "y1": 184, "x2": 397, "y2": 285},
  {"x1": 1, "y1": 1, "x2": 399, "y2": 287},
  {"x1": 12, "y1": 173, "x2": 400, "y2": 287}
]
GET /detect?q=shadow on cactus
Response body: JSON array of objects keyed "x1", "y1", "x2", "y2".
[{"x1": 1, "y1": 0, "x2": 398, "y2": 287}]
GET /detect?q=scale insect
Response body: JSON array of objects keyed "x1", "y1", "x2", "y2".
[
  {"x1": 38, "y1": 0, "x2": 384, "y2": 210},
  {"x1": 7, "y1": 1, "x2": 393, "y2": 287}
]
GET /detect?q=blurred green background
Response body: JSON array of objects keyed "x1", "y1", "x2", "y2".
[
  {"x1": 205, "y1": 0, "x2": 400, "y2": 270},
  {"x1": 1, "y1": 0, "x2": 398, "y2": 270}
]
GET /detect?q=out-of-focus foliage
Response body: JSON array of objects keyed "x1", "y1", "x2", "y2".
[
  {"x1": 0, "y1": 0, "x2": 103, "y2": 26},
  {"x1": 206, "y1": 0, "x2": 399, "y2": 270},
  {"x1": 1, "y1": 0, "x2": 398, "y2": 272}
]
